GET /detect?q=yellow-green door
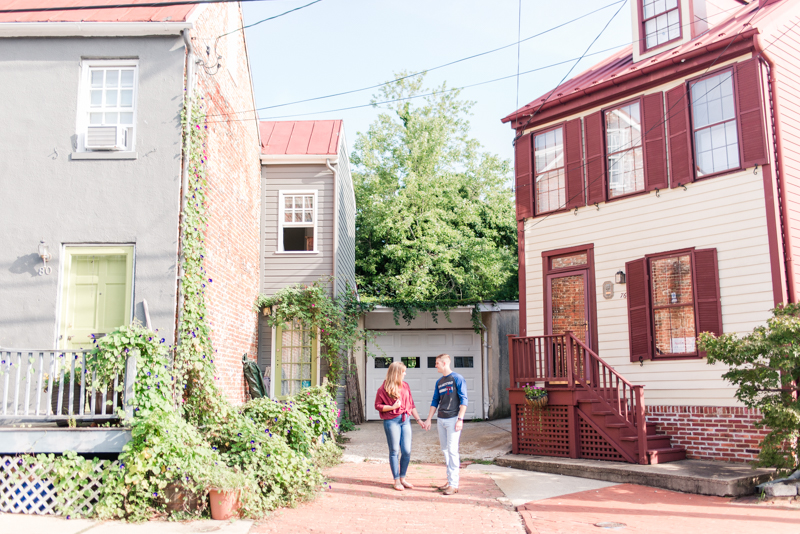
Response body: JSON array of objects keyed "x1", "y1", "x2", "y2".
[
  {"x1": 60, "y1": 247, "x2": 133, "y2": 350},
  {"x1": 275, "y1": 319, "x2": 318, "y2": 399}
]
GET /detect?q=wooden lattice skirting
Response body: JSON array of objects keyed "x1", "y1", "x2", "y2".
[{"x1": 0, "y1": 456, "x2": 115, "y2": 516}]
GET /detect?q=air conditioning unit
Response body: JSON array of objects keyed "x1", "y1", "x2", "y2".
[{"x1": 85, "y1": 126, "x2": 127, "y2": 150}]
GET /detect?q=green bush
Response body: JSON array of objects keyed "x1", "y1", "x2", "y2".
[{"x1": 699, "y1": 303, "x2": 800, "y2": 473}]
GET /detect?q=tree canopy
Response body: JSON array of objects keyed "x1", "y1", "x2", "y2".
[{"x1": 351, "y1": 73, "x2": 517, "y2": 302}]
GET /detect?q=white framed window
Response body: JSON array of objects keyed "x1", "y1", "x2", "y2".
[
  {"x1": 76, "y1": 59, "x2": 138, "y2": 153},
  {"x1": 278, "y1": 191, "x2": 317, "y2": 253}
]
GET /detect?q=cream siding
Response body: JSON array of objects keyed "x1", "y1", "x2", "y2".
[{"x1": 521, "y1": 54, "x2": 776, "y2": 407}]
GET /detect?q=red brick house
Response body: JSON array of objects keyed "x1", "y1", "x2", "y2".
[{"x1": 502, "y1": 0, "x2": 799, "y2": 464}]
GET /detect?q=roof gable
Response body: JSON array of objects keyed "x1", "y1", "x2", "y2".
[{"x1": 503, "y1": 0, "x2": 785, "y2": 126}]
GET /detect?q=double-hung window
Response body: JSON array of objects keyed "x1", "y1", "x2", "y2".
[
  {"x1": 533, "y1": 127, "x2": 565, "y2": 214},
  {"x1": 77, "y1": 60, "x2": 138, "y2": 152},
  {"x1": 279, "y1": 191, "x2": 317, "y2": 252},
  {"x1": 605, "y1": 101, "x2": 644, "y2": 198},
  {"x1": 642, "y1": 0, "x2": 680, "y2": 50},
  {"x1": 625, "y1": 248, "x2": 721, "y2": 362},
  {"x1": 690, "y1": 70, "x2": 739, "y2": 177}
]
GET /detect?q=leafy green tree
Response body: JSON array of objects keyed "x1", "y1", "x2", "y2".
[
  {"x1": 351, "y1": 73, "x2": 517, "y2": 302},
  {"x1": 699, "y1": 304, "x2": 800, "y2": 472}
]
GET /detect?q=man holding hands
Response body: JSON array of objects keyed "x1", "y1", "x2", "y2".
[{"x1": 423, "y1": 353, "x2": 467, "y2": 495}]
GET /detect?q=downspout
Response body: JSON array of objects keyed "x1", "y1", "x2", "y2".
[
  {"x1": 175, "y1": 29, "x2": 196, "y2": 345},
  {"x1": 754, "y1": 34, "x2": 794, "y2": 303},
  {"x1": 326, "y1": 158, "x2": 339, "y2": 296},
  {"x1": 478, "y1": 310, "x2": 491, "y2": 420}
]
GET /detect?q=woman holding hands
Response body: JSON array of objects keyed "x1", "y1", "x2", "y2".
[{"x1": 374, "y1": 361, "x2": 426, "y2": 491}]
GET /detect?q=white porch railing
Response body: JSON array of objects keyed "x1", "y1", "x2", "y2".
[{"x1": 0, "y1": 349, "x2": 136, "y2": 424}]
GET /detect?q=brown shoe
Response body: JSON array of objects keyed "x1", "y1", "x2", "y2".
[
  {"x1": 437, "y1": 483, "x2": 451, "y2": 491},
  {"x1": 400, "y1": 478, "x2": 414, "y2": 489},
  {"x1": 442, "y1": 487, "x2": 459, "y2": 495}
]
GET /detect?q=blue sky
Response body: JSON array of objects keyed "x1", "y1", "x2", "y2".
[{"x1": 241, "y1": 0, "x2": 633, "y2": 165}]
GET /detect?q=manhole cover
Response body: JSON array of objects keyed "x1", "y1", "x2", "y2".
[{"x1": 595, "y1": 522, "x2": 626, "y2": 530}]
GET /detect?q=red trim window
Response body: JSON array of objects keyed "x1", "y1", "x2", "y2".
[
  {"x1": 650, "y1": 253, "x2": 696, "y2": 357},
  {"x1": 690, "y1": 69, "x2": 740, "y2": 177},
  {"x1": 533, "y1": 126, "x2": 565, "y2": 214},
  {"x1": 605, "y1": 100, "x2": 644, "y2": 198},
  {"x1": 642, "y1": 0, "x2": 681, "y2": 50}
]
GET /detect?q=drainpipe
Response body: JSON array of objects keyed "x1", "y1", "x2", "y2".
[
  {"x1": 326, "y1": 158, "x2": 339, "y2": 297},
  {"x1": 478, "y1": 310, "x2": 491, "y2": 420},
  {"x1": 754, "y1": 34, "x2": 794, "y2": 304},
  {"x1": 175, "y1": 29, "x2": 196, "y2": 345}
]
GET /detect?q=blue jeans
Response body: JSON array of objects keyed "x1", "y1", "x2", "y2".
[
  {"x1": 437, "y1": 416, "x2": 461, "y2": 488},
  {"x1": 383, "y1": 415, "x2": 412, "y2": 479}
]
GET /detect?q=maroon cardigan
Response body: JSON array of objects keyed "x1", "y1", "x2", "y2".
[{"x1": 374, "y1": 382, "x2": 416, "y2": 421}]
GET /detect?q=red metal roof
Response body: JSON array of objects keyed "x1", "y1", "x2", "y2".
[
  {"x1": 260, "y1": 120, "x2": 342, "y2": 156},
  {"x1": 0, "y1": 1, "x2": 198, "y2": 23},
  {"x1": 502, "y1": 0, "x2": 785, "y2": 125}
]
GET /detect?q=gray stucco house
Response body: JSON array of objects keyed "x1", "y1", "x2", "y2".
[
  {"x1": 0, "y1": 2, "x2": 262, "y2": 450},
  {"x1": 256, "y1": 120, "x2": 356, "y2": 408}
]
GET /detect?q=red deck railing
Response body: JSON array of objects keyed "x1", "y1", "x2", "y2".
[{"x1": 509, "y1": 332, "x2": 647, "y2": 463}]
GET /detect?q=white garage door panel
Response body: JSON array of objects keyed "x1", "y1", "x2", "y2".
[{"x1": 366, "y1": 330, "x2": 483, "y2": 421}]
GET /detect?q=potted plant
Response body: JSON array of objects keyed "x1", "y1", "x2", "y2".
[
  {"x1": 523, "y1": 383, "x2": 548, "y2": 409},
  {"x1": 201, "y1": 465, "x2": 248, "y2": 520}
]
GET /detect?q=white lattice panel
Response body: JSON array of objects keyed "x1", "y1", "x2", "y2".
[{"x1": 0, "y1": 456, "x2": 114, "y2": 516}]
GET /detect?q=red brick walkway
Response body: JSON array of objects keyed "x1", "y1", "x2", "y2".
[
  {"x1": 251, "y1": 462, "x2": 525, "y2": 534},
  {"x1": 519, "y1": 484, "x2": 800, "y2": 534}
]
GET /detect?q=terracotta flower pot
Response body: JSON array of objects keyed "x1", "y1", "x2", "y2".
[{"x1": 208, "y1": 488, "x2": 240, "y2": 520}]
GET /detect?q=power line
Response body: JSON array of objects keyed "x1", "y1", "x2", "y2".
[
  {"x1": 202, "y1": 44, "x2": 629, "y2": 124},
  {"x1": 216, "y1": 0, "x2": 322, "y2": 39},
  {"x1": 512, "y1": 0, "x2": 629, "y2": 144},
  {"x1": 523, "y1": 1, "x2": 764, "y2": 232},
  {"x1": 217, "y1": 0, "x2": 627, "y2": 116},
  {"x1": 0, "y1": 0, "x2": 275, "y2": 14}
]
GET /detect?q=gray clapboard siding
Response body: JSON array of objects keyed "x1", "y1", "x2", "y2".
[{"x1": 335, "y1": 135, "x2": 357, "y2": 298}]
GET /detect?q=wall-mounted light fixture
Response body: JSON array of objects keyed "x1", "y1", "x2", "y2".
[
  {"x1": 615, "y1": 270, "x2": 626, "y2": 284},
  {"x1": 38, "y1": 240, "x2": 52, "y2": 276}
]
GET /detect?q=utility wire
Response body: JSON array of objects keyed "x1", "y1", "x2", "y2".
[
  {"x1": 523, "y1": 1, "x2": 765, "y2": 233},
  {"x1": 217, "y1": 0, "x2": 322, "y2": 39}
]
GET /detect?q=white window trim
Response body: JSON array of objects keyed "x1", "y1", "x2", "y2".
[
  {"x1": 75, "y1": 59, "x2": 139, "y2": 153},
  {"x1": 277, "y1": 190, "x2": 319, "y2": 254}
]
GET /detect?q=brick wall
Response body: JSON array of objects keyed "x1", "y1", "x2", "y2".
[
  {"x1": 190, "y1": 3, "x2": 261, "y2": 405},
  {"x1": 647, "y1": 405, "x2": 767, "y2": 462}
]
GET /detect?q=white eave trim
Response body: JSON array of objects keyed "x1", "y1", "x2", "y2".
[
  {"x1": 260, "y1": 154, "x2": 339, "y2": 165},
  {"x1": 0, "y1": 21, "x2": 193, "y2": 37}
]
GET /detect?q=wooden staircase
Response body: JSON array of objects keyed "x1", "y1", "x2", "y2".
[{"x1": 508, "y1": 332, "x2": 686, "y2": 465}]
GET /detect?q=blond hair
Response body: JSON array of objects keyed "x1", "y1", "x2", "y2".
[
  {"x1": 383, "y1": 361, "x2": 407, "y2": 399},
  {"x1": 436, "y1": 353, "x2": 451, "y2": 363}
]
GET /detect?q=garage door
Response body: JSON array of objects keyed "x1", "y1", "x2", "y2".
[{"x1": 365, "y1": 330, "x2": 483, "y2": 421}]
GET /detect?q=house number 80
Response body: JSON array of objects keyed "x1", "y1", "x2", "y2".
[{"x1": 38, "y1": 265, "x2": 52, "y2": 276}]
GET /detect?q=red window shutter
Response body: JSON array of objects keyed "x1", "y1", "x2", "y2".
[
  {"x1": 626, "y1": 258, "x2": 652, "y2": 362},
  {"x1": 693, "y1": 248, "x2": 722, "y2": 339},
  {"x1": 666, "y1": 84, "x2": 693, "y2": 186},
  {"x1": 584, "y1": 111, "x2": 605, "y2": 206},
  {"x1": 642, "y1": 92, "x2": 668, "y2": 191},
  {"x1": 734, "y1": 58, "x2": 769, "y2": 168},
  {"x1": 514, "y1": 132, "x2": 533, "y2": 220},
  {"x1": 565, "y1": 118, "x2": 585, "y2": 209}
]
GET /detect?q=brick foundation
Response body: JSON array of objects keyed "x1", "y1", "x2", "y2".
[
  {"x1": 191, "y1": 4, "x2": 261, "y2": 405},
  {"x1": 646, "y1": 405, "x2": 767, "y2": 462}
]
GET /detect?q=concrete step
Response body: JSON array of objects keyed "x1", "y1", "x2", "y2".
[{"x1": 648, "y1": 446, "x2": 687, "y2": 464}]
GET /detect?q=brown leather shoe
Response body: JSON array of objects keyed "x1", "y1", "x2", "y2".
[
  {"x1": 437, "y1": 483, "x2": 451, "y2": 491},
  {"x1": 442, "y1": 487, "x2": 459, "y2": 495},
  {"x1": 400, "y1": 478, "x2": 414, "y2": 489}
]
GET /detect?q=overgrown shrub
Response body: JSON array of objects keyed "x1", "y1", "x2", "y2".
[{"x1": 699, "y1": 303, "x2": 800, "y2": 473}]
